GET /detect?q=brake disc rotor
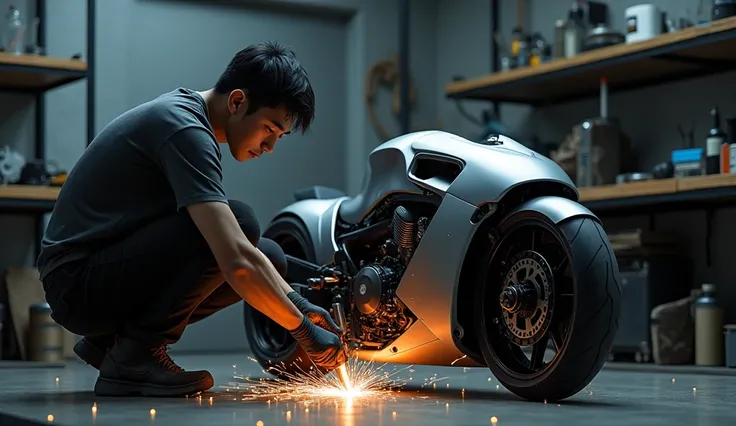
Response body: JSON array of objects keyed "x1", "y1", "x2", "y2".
[{"x1": 498, "y1": 250, "x2": 555, "y2": 346}]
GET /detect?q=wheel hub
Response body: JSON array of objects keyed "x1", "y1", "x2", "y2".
[
  {"x1": 498, "y1": 250, "x2": 555, "y2": 346},
  {"x1": 499, "y1": 282, "x2": 538, "y2": 313}
]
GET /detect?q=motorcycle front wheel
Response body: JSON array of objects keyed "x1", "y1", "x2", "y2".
[{"x1": 475, "y1": 212, "x2": 621, "y2": 402}]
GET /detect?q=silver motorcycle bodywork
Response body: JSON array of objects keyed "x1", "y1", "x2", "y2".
[{"x1": 270, "y1": 130, "x2": 598, "y2": 367}]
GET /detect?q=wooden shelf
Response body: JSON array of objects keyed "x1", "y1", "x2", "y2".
[
  {"x1": 445, "y1": 16, "x2": 736, "y2": 106},
  {"x1": 0, "y1": 184, "x2": 59, "y2": 214},
  {"x1": 0, "y1": 52, "x2": 87, "y2": 92},
  {"x1": 578, "y1": 174, "x2": 736, "y2": 215}
]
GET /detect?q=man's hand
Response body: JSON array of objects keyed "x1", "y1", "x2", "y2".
[
  {"x1": 287, "y1": 291, "x2": 343, "y2": 335},
  {"x1": 289, "y1": 316, "x2": 348, "y2": 371}
]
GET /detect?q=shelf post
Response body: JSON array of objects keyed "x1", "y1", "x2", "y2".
[
  {"x1": 490, "y1": 0, "x2": 500, "y2": 119},
  {"x1": 33, "y1": 0, "x2": 47, "y2": 264},
  {"x1": 34, "y1": 0, "x2": 46, "y2": 161}
]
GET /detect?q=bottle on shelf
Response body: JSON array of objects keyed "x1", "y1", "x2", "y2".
[
  {"x1": 2, "y1": 5, "x2": 24, "y2": 55},
  {"x1": 694, "y1": 283, "x2": 725, "y2": 366},
  {"x1": 705, "y1": 105, "x2": 726, "y2": 175},
  {"x1": 563, "y1": 2, "x2": 585, "y2": 58}
]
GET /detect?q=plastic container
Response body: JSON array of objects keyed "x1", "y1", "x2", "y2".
[{"x1": 694, "y1": 283, "x2": 725, "y2": 366}]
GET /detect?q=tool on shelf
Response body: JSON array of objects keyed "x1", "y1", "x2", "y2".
[
  {"x1": 25, "y1": 17, "x2": 43, "y2": 55},
  {"x1": 669, "y1": 120, "x2": 706, "y2": 177},
  {"x1": 529, "y1": 33, "x2": 551, "y2": 66},
  {"x1": 576, "y1": 77, "x2": 622, "y2": 187},
  {"x1": 678, "y1": 122, "x2": 696, "y2": 149},
  {"x1": 615, "y1": 172, "x2": 653, "y2": 184},
  {"x1": 583, "y1": 23, "x2": 624, "y2": 51}
]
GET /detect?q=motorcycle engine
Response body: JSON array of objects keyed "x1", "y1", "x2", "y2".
[{"x1": 348, "y1": 205, "x2": 424, "y2": 349}]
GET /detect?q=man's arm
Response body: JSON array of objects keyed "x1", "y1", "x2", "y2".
[
  {"x1": 187, "y1": 201, "x2": 303, "y2": 331},
  {"x1": 157, "y1": 127, "x2": 347, "y2": 370},
  {"x1": 189, "y1": 202, "x2": 347, "y2": 370},
  {"x1": 155, "y1": 127, "x2": 302, "y2": 331}
]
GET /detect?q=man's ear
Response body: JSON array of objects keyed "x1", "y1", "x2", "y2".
[{"x1": 227, "y1": 89, "x2": 247, "y2": 114}]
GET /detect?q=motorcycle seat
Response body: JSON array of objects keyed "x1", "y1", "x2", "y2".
[
  {"x1": 292, "y1": 185, "x2": 366, "y2": 224},
  {"x1": 337, "y1": 194, "x2": 368, "y2": 224},
  {"x1": 293, "y1": 185, "x2": 346, "y2": 201}
]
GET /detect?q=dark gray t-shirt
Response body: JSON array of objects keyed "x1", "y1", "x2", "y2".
[{"x1": 37, "y1": 87, "x2": 229, "y2": 279}]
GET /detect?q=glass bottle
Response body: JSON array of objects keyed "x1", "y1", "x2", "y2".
[{"x1": 3, "y1": 6, "x2": 24, "y2": 55}]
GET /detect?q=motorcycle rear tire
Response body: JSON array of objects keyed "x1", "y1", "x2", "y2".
[
  {"x1": 477, "y1": 214, "x2": 621, "y2": 402},
  {"x1": 243, "y1": 215, "x2": 320, "y2": 378}
]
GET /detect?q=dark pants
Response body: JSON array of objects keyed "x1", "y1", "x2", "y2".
[{"x1": 42, "y1": 199, "x2": 286, "y2": 346}]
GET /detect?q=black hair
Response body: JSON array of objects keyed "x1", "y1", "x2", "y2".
[{"x1": 214, "y1": 41, "x2": 315, "y2": 134}]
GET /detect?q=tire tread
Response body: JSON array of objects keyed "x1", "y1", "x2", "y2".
[{"x1": 496, "y1": 217, "x2": 622, "y2": 401}]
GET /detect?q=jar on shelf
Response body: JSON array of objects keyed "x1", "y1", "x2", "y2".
[{"x1": 3, "y1": 5, "x2": 24, "y2": 55}]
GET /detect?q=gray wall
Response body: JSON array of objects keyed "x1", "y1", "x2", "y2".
[
  {"x1": 435, "y1": 0, "x2": 736, "y2": 321},
  {"x1": 0, "y1": 0, "x2": 440, "y2": 353}
]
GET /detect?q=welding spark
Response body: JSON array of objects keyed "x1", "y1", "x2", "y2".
[
  {"x1": 222, "y1": 354, "x2": 412, "y2": 406},
  {"x1": 450, "y1": 354, "x2": 467, "y2": 365}
]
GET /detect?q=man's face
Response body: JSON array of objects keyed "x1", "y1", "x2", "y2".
[{"x1": 224, "y1": 89, "x2": 293, "y2": 162}]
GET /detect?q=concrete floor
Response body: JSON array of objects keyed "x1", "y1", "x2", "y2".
[{"x1": 0, "y1": 353, "x2": 734, "y2": 426}]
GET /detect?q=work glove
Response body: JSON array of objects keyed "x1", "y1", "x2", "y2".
[
  {"x1": 289, "y1": 315, "x2": 348, "y2": 371},
  {"x1": 287, "y1": 290, "x2": 343, "y2": 335}
]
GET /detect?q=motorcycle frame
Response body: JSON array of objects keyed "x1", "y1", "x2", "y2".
[{"x1": 269, "y1": 131, "x2": 600, "y2": 367}]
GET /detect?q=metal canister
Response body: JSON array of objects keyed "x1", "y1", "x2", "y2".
[
  {"x1": 554, "y1": 19, "x2": 566, "y2": 58},
  {"x1": 694, "y1": 284, "x2": 725, "y2": 366},
  {"x1": 28, "y1": 302, "x2": 63, "y2": 362}
]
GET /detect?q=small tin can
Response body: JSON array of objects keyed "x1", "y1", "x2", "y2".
[{"x1": 28, "y1": 302, "x2": 63, "y2": 362}]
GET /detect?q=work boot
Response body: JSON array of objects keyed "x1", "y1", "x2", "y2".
[
  {"x1": 74, "y1": 335, "x2": 115, "y2": 370},
  {"x1": 93, "y1": 337, "x2": 214, "y2": 397}
]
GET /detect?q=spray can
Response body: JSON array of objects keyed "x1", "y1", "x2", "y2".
[{"x1": 694, "y1": 283, "x2": 725, "y2": 366}]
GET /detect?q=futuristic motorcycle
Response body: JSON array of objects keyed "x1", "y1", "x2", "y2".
[{"x1": 244, "y1": 130, "x2": 622, "y2": 402}]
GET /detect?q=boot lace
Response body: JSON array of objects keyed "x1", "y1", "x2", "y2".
[{"x1": 151, "y1": 345, "x2": 184, "y2": 372}]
